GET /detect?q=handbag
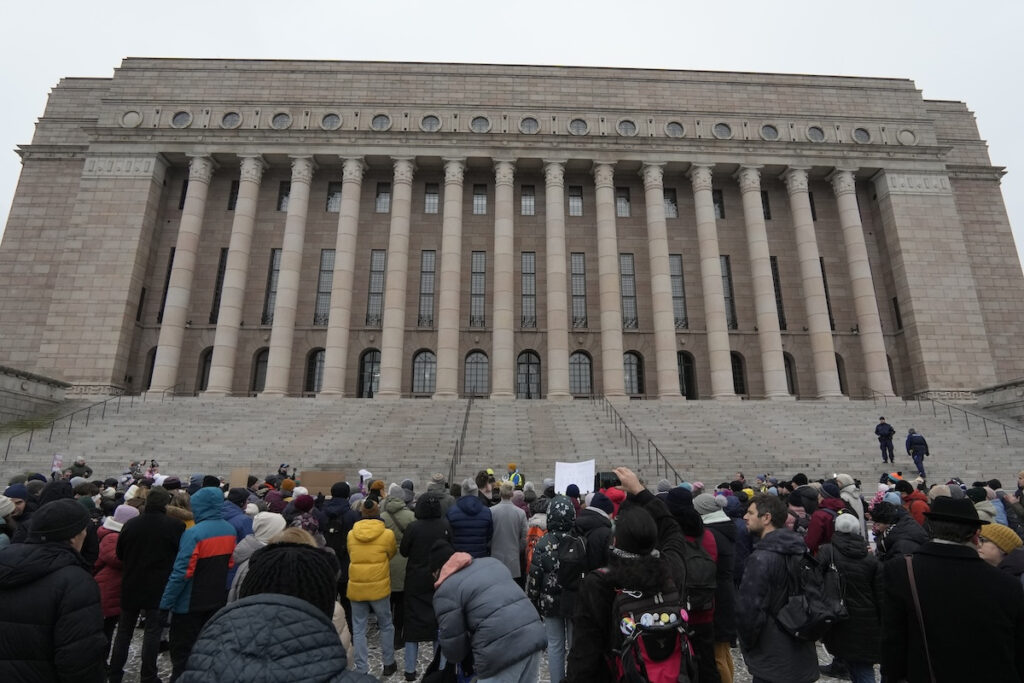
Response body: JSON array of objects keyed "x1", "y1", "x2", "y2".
[{"x1": 904, "y1": 555, "x2": 937, "y2": 683}]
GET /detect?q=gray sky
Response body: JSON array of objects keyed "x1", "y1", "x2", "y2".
[{"x1": 2, "y1": 0, "x2": 1022, "y2": 269}]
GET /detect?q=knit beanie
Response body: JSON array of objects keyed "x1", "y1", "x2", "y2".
[
  {"x1": 982, "y1": 523, "x2": 1024, "y2": 555},
  {"x1": 202, "y1": 475, "x2": 221, "y2": 488},
  {"x1": 883, "y1": 492, "x2": 903, "y2": 506},
  {"x1": 657, "y1": 479, "x2": 673, "y2": 493},
  {"x1": 665, "y1": 486, "x2": 694, "y2": 517},
  {"x1": 566, "y1": 484, "x2": 580, "y2": 499},
  {"x1": 163, "y1": 477, "x2": 182, "y2": 491},
  {"x1": 227, "y1": 488, "x2": 249, "y2": 507},
  {"x1": 361, "y1": 498, "x2": 380, "y2": 518},
  {"x1": 588, "y1": 491, "x2": 615, "y2": 516},
  {"x1": 253, "y1": 512, "x2": 287, "y2": 543},
  {"x1": 693, "y1": 493, "x2": 725, "y2": 517},
  {"x1": 246, "y1": 475, "x2": 259, "y2": 489},
  {"x1": 822, "y1": 483, "x2": 841, "y2": 499},
  {"x1": 835, "y1": 474, "x2": 855, "y2": 490},
  {"x1": 103, "y1": 504, "x2": 140, "y2": 532},
  {"x1": 292, "y1": 487, "x2": 309, "y2": 498},
  {"x1": 280, "y1": 479, "x2": 296, "y2": 494},
  {"x1": 0, "y1": 495, "x2": 14, "y2": 518},
  {"x1": 330, "y1": 482, "x2": 350, "y2": 499},
  {"x1": 428, "y1": 539, "x2": 456, "y2": 574},
  {"x1": 461, "y1": 477, "x2": 478, "y2": 495},
  {"x1": 871, "y1": 501, "x2": 900, "y2": 524},
  {"x1": 966, "y1": 487, "x2": 988, "y2": 503},
  {"x1": 928, "y1": 485, "x2": 951, "y2": 501},
  {"x1": 28, "y1": 499, "x2": 90, "y2": 542},
  {"x1": 240, "y1": 542, "x2": 339, "y2": 618},
  {"x1": 430, "y1": 473, "x2": 445, "y2": 485},
  {"x1": 293, "y1": 494, "x2": 315, "y2": 513},
  {"x1": 388, "y1": 483, "x2": 404, "y2": 499},
  {"x1": 835, "y1": 513, "x2": 862, "y2": 535},
  {"x1": 3, "y1": 484, "x2": 28, "y2": 501},
  {"x1": 145, "y1": 486, "x2": 172, "y2": 512}
]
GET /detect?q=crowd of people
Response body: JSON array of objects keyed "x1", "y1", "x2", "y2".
[{"x1": 1, "y1": 456, "x2": 1023, "y2": 683}]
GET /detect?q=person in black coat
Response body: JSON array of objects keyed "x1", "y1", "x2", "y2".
[
  {"x1": 108, "y1": 486, "x2": 186, "y2": 683},
  {"x1": 0, "y1": 498, "x2": 106, "y2": 683},
  {"x1": 882, "y1": 497, "x2": 1024, "y2": 682},
  {"x1": 871, "y1": 501, "x2": 928, "y2": 563},
  {"x1": 695, "y1": 493, "x2": 738, "y2": 683},
  {"x1": 13, "y1": 479, "x2": 101, "y2": 569},
  {"x1": 574, "y1": 492, "x2": 614, "y2": 570}
]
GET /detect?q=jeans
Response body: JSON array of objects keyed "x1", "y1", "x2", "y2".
[
  {"x1": 351, "y1": 597, "x2": 395, "y2": 674},
  {"x1": 108, "y1": 608, "x2": 164, "y2": 683},
  {"x1": 846, "y1": 660, "x2": 877, "y2": 683},
  {"x1": 912, "y1": 453, "x2": 926, "y2": 477},
  {"x1": 478, "y1": 649, "x2": 542, "y2": 683},
  {"x1": 544, "y1": 616, "x2": 573, "y2": 683}
]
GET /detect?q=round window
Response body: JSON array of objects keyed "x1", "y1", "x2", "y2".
[
  {"x1": 120, "y1": 111, "x2": 142, "y2": 128},
  {"x1": 853, "y1": 127, "x2": 871, "y2": 143},
  {"x1": 171, "y1": 111, "x2": 192, "y2": 128},
  {"x1": 271, "y1": 113, "x2": 291, "y2": 130},
  {"x1": 520, "y1": 117, "x2": 540, "y2": 134},
  {"x1": 760, "y1": 124, "x2": 779, "y2": 141},
  {"x1": 713, "y1": 122, "x2": 732, "y2": 139},
  {"x1": 371, "y1": 114, "x2": 391, "y2": 131},
  {"x1": 807, "y1": 126, "x2": 826, "y2": 142},
  {"x1": 617, "y1": 120, "x2": 637, "y2": 136},
  {"x1": 421, "y1": 115, "x2": 441, "y2": 132},
  {"x1": 569, "y1": 118, "x2": 588, "y2": 135},
  {"x1": 321, "y1": 113, "x2": 341, "y2": 130},
  {"x1": 470, "y1": 116, "x2": 491, "y2": 133},
  {"x1": 665, "y1": 121, "x2": 685, "y2": 138},
  {"x1": 221, "y1": 112, "x2": 241, "y2": 129},
  {"x1": 896, "y1": 129, "x2": 917, "y2": 146}
]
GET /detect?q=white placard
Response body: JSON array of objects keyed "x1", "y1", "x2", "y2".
[{"x1": 554, "y1": 459, "x2": 596, "y2": 496}]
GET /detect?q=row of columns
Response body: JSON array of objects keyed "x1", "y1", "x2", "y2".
[{"x1": 147, "y1": 154, "x2": 894, "y2": 400}]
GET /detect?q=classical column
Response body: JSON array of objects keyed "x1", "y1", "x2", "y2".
[
  {"x1": 544, "y1": 160, "x2": 571, "y2": 400},
  {"x1": 736, "y1": 165, "x2": 791, "y2": 399},
  {"x1": 829, "y1": 168, "x2": 894, "y2": 396},
  {"x1": 490, "y1": 159, "x2": 516, "y2": 399},
  {"x1": 641, "y1": 163, "x2": 684, "y2": 399},
  {"x1": 205, "y1": 155, "x2": 266, "y2": 396},
  {"x1": 688, "y1": 164, "x2": 736, "y2": 399},
  {"x1": 376, "y1": 158, "x2": 415, "y2": 398},
  {"x1": 782, "y1": 166, "x2": 844, "y2": 398},
  {"x1": 262, "y1": 156, "x2": 316, "y2": 396},
  {"x1": 149, "y1": 154, "x2": 215, "y2": 395},
  {"x1": 434, "y1": 158, "x2": 466, "y2": 399},
  {"x1": 320, "y1": 157, "x2": 365, "y2": 395},
  {"x1": 593, "y1": 163, "x2": 625, "y2": 398}
]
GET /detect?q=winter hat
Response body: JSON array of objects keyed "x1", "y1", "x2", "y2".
[
  {"x1": 388, "y1": 483, "x2": 404, "y2": 499},
  {"x1": 835, "y1": 512, "x2": 862, "y2": 535},
  {"x1": 612, "y1": 506, "x2": 659, "y2": 557},
  {"x1": 461, "y1": 477, "x2": 478, "y2": 495},
  {"x1": 402, "y1": 478, "x2": 415, "y2": 492},
  {"x1": 69, "y1": 477, "x2": 87, "y2": 491},
  {"x1": 693, "y1": 493, "x2": 725, "y2": 517},
  {"x1": 253, "y1": 512, "x2": 287, "y2": 543},
  {"x1": 163, "y1": 477, "x2": 182, "y2": 491},
  {"x1": 145, "y1": 486, "x2": 172, "y2": 512},
  {"x1": 566, "y1": 484, "x2": 580, "y2": 499},
  {"x1": 894, "y1": 480, "x2": 914, "y2": 495},
  {"x1": 0, "y1": 495, "x2": 14, "y2": 518},
  {"x1": 870, "y1": 501, "x2": 900, "y2": 524},
  {"x1": 507, "y1": 463, "x2": 517, "y2": 472},
  {"x1": 665, "y1": 487, "x2": 695, "y2": 517},
  {"x1": 3, "y1": 484, "x2": 28, "y2": 502},
  {"x1": 947, "y1": 484, "x2": 966, "y2": 500},
  {"x1": 657, "y1": 479, "x2": 673, "y2": 493},
  {"x1": 835, "y1": 474, "x2": 855, "y2": 490},
  {"x1": 292, "y1": 487, "x2": 309, "y2": 498},
  {"x1": 680, "y1": 482, "x2": 693, "y2": 492},
  {"x1": 430, "y1": 473, "x2": 445, "y2": 485},
  {"x1": 28, "y1": 473, "x2": 47, "y2": 484},
  {"x1": 928, "y1": 485, "x2": 952, "y2": 500},
  {"x1": 361, "y1": 498, "x2": 380, "y2": 518},
  {"x1": 246, "y1": 475, "x2": 259, "y2": 489},
  {"x1": 883, "y1": 492, "x2": 903, "y2": 506},
  {"x1": 924, "y1": 497, "x2": 987, "y2": 526},
  {"x1": 28, "y1": 498, "x2": 90, "y2": 542},
  {"x1": 589, "y1": 491, "x2": 615, "y2": 516},
  {"x1": 428, "y1": 539, "x2": 457, "y2": 574},
  {"x1": 227, "y1": 488, "x2": 249, "y2": 507},
  {"x1": 245, "y1": 503, "x2": 258, "y2": 517},
  {"x1": 240, "y1": 542, "x2": 339, "y2": 618},
  {"x1": 294, "y1": 494, "x2": 315, "y2": 513},
  {"x1": 280, "y1": 479, "x2": 296, "y2": 494},
  {"x1": 529, "y1": 496, "x2": 550, "y2": 516},
  {"x1": 822, "y1": 483, "x2": 841, "y2": 499},
  {"x1": 981, "y1": 523, "x2": 1023, "y2": 555},
  {"x1": 330, "y1": 482, "x2": 350, "y2": 499},
  {"x1": 103, "y1": 504, "x2": 140, "y2": 532},
  {"x1": 966, "y1": 487, "x2": 988, "y2": 504},
  {"x1": 543, "y1": 478, "x2": 555, "y2": 492},
  {"x1": 202, "y1": 475, "x2": 221, "y2": 488},
  {"x1": 26, "y1": 480, "x2": 45, "y2": 497}
]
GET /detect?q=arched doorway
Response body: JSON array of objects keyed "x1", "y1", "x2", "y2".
[
  {"x1": 358, "y1": 349, "x2": 381, "y2": 398},
  {"x1": 569, "y1": 351, "x2": 593, "y2": 396},
  {"x1": 305, "y1": 348, "x2": 325, "y2": 394},
  {"x1": 624, "y1": 351, "x2": 645, "y2": 396},
  {"x1": 677, "y1": 351, "x2": 697, "y2": 400},
  {"x1": 516, "y1": 351, "x2": 541, "y2": 399},
  {"x1": 464, "y1": 351, "x2": 489, "y2": 396},
  {"x1": 412, "y1": 350, "x2": 437, "y2": 395}
]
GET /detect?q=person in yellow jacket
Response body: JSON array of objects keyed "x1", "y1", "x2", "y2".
[{"x1": 347, "y1": 498, "x2": 398, "y2": 677}]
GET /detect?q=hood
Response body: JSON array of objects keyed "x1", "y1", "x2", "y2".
[
  {"x1": 234, "y1": 534, "x2": 265, "y2": 565},
  {"x1": 383, "y1": 495, "x2": 408, "y2": 516},
  {"x1": 528, "y1": 513, "x2": 547, "y2": 532},
  {"x1": 829, "y1": 531, "x2": 868, "y2": 559},
  {"x1": 793, "y1": 485, "x2": 819, "y2": 513},
  {"x1": 756, "y1": 528, "x2": 808, "y2": 556},
  {"x1": 819, "y1": 497, "x2": 847, "y2": 512},
  {"x1": 546, "y1": 495, "x2": 575, "y2": 533},
  {"x1": 434, "y1": 551, "x2": 472, "y2": 589},
  {"x1": 904, "y1": 490, "x2": 929, "y2": 504},
  {"x1": 724, "y1": 495, "x2": 744, "y2": 518},
  {"x1": 427, "y1": 481, "x2": 448, "y2": 496},
  {"x1": 706, "y1": 516, "x2": 737, "y2": 541},
  {"x1": 191, "y1": 487, "x2": 226, "y2": 523},
  {"x1": 454, "y1": 493, "x2": 486, "y2": 517},
  {"x1": 0, "y1": 542, "x2": 86, "y2": 589},
  {"x1": 222, "y1": 500, "x2": 245, "y2": 520},
  {"x1": 351, "y1": 518, "x2": 388, "y2": 543},
  {"x1": 575, "y1": 507, "x2": 612, "y2": 533},
  {"x1": 415, "y1": 493, "x2": 442, "y2": 520}
]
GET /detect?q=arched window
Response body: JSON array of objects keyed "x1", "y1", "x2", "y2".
[
  {"x1": 516, "y1": 351, "x2": 542, "y2": 399},
  {"x1": 358, "y1": 349, "x2": 381, "y2": 398},
  {"x1": 412, "y1": 350, "x2": 437, "y2": 394},
  {"x1": 196, "y1": 347, "x2": 213, "y2": 393},
  {"x1": 569, "y1": 352, "x2": 593, "y2": 396},
  {"x1": 784, "y1": 352, "x2": 798, "y2": 396},
  {"x1": 143, "y1": 347, "x2": 157, "y2": 391},
  {"x1": 835, "y1": 353, "x2": 848, "y2": 396},
  {"x1": 251, "y1": 348, "x2": 269, "y2": 393},
  {"x1": 624, "y1": 352, "x2": 644, "y2": 396},
  {"x1": 305, "y1": 348, "x2": 325, "y2": 394},
  {"x1": 464, "y1": 351, "x2": 489, "y2": 396},
  {"x1": 677, "y1": 351, "x2": 697, "y2": 400},
  {"x1": 731, "y1": 351, "x2": 747, "y2": 396}
]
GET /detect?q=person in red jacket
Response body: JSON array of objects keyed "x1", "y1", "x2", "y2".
[
  {"x1": 805, "y1": 484, "x2": 848, "y2": 555},
  {"x1": 895, "y1": 479, "x2": 930, "y2": 526},
  {"x1": 94, "y1": 504, "x2": 139, "y2": 659}
]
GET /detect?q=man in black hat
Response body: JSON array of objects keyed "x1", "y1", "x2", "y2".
[
  {"x1": 0, "y1": 498, "x2": 106, "y2": 681},
  {"x1": 881, "y1": 497, "x2": 1024, "y2": 682}
]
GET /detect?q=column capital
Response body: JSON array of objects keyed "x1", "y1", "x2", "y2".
[
  {"x1": 392, "y1": 157, "x2": 416, "y2": 185},
  {"x1": 238, "y1": 155, "x2": 267, "y2": 183},
  {"x1": 493, "y1": 159, "x2": 515, "y2": 186},
  {"x1": 687, "y1": 164, "x2": 714, "y2": 192},
  {"x1": 543, "y1": 160, "x2": 566, "y2": 186},
  {"x1": 592, "y1": 162, "x2": 616, "y2": 189},
  {"x1": 340, "y1": 157, "x2": 365, "y2": 181},
  {"x1": 826, "y1": 168, "x2": 858, "y2": 196},
  {"x1": 186, "y1": 154, "x2": 217, "y2": 184},
  {"x1": 639, "y1": 162, "x2": 665, "y2": 190},
  {"x1": 734, "y1": 165, "x2": 763, "y2": 193},
  {"x1": 288, "y1": 155, "x2": 317, "y2": 184},
  {"x1": 781, "y1": 166, "x2": 811, "y2": 194}
]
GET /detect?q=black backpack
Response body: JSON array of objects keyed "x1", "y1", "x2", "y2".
[
  {"x1": 679, "y1": 535, "x2": 717, "y2": 612},
  {"x1": 556, "y1": 531, "x2": 588, "y2": 591},
  {"x1": 788, "y1": 509, "x2": 811, "y2": 537},
  {"x1": 774, "y1": 547, "x2": 848, "y2": 641}
]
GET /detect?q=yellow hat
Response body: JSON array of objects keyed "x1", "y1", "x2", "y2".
[{"x1": 981, "y1": 523, "x2": 1023, "y2": 555}]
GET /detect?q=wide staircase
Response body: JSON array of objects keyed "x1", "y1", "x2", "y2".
[{"x1": 2, "y1": 395, "x2": 1021, "y2": 491}]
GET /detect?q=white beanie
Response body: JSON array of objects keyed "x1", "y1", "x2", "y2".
[
  {"x1": 253, "y1": 512, "x2": 286, "y2": 543},
  {"x1": 835, "y1": 513, "x2": 862, "y2": 535}
]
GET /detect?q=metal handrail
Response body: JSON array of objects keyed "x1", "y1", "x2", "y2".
[
  {"x1": 910, "y1": 394, "x2": 1024, "y2": 447},
  {"x1": 862, "y1": 386, "x2": 889, "y2": 408},
  {"x1": 4, "y1": 393, "x2": 136, "y2": 461},
  {"x1": 448, "y1": 398, "x2": 474, "y2": 485},
  {"x1": 599, "y1": 396, "x2": 679, "y2": 482}
]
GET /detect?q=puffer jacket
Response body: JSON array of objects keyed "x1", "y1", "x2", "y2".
[
  {"x1": 446, "y1": 494, "x2": 493, "y2": 558},
  {"x1": 380, "y1": 495, "x2": 414, "y2": 592},
  {"x1": 876, "y1": 510, "x2": 929, "y2": 563},
  {"x1": 573, "y1": 507, "x2": 612, "y2": 571},
  {"x1": 0, "y1": 541, "x2": 106, "y2": 683},
  {"x1": 221, "y1": 501, "x2": 253, "y2": 542},
  {"x1": 400, "y1": 494, "x2": 453, "y2": 643},
  {"x1": 346, "y1": 518, "x2": 396, "y2": 602},
  {"x1": 93, "y1": 527, "x2": 124, "y2": 618},
  {"x1": 433, "y1": 553, "x2": 545, "y2": 678},
  {"x1": 820, "y1": 532, "x2": 883, "y2": 663},
  {"x1": 527, "y1": 495, "x2": 576, "y2": 617},
  {"x1": 179, "y1": 593, "x2": 377, "y2": 682}
]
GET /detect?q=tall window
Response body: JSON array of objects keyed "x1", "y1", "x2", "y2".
[
  {"x1": 784, "y1": 352, "x2": 798, "y2": 396},
  {"x1": 568, "y1": 185, "x2": 583, "y2": 216},
  {"x1": 314, "y1": 249, "x2": 335, "y2": 326},
  {"x1": 808, "y1": 191, "x2": 818, "y2": 221},
  {"x1": 157, "y1": 248, "x2": 175, "y2": 324},
  {"x1": 227, "y1": 180, "x2": 239, "y2": 211},
  {"x1": 424, "y1": 183, "x2": 439, "y2": 214},
  {"x1": 761, "y1": 190, "x2": 772, "y2": 220},
  {"x1": 571, "y1": 252, "x2": 587, "y2": 328},
  {"x1": 521, "y1": 252, "x2": 536, "y2": 328},
  {"x1": 770, "y1": 255, "x2": 787, "y2": 330},
  {"x1": 615, "y1": 187, "x2": 631, "y2": 217},
  {"x1": 358, "y1": 350, "x2": 380, "y2": 398},
  {"x1": 261, "y1": 249, "x2": 282, "y2": 325},
  {"x1": 731, "y1": 352, "x2": 747, "y2": 396},
  {"x1": 412, "y1": 351, "x2": 437, "y2": 394},
  {"x1": 721, "y1": 255, "x2": 738, "y2": 330},
  {"x1": 418, "y1": 250, "x2": 436, "y2": 327},
  {"x1": 366, "y1": 249, "x2": 386, "y2": 327},
  {"x1": 197, "y1": 347, "x2": 213, "y2": 393},
  {"x1": 305, "y1": 349, "x2": 325, "y2": 393},
  {"x1": 664, "y1": 188, "x2": 678, "y2": 218},
  {"x1": 277, "y1": 181, "x2": 290, "y2": 212},
  {"x1": 464, "y1": 352, "x2": 489, "y2": 396},
  {"x1": 473, "y1": 184, "x2": 487, "y2": 215},
  {"x1": 569, "y1": 352, "x2": 593, "y2": 395},
  {"x1": 678, "y1": 351, "x2": 697, "y2": 399},
  {"x1": 521, "y1": 185, "x2": 536, "y2": 216},
  {"x1": 326, "y1": 182, "x2": 342, "y2": 212},
  {"x1": 712, "y1": 189, "x2": 725, "y2": 219},
  {"x1": 624, "y1": 352, "x2": 644, "y2": 395},
  {"x1": 178, "y1": 178, "x2": 189, "y2": 210},
  {"x1": 470, "y1": 251, "x2": 486, "y2": 327},
  {"x1": 375, "y1": 182, "x2": 391, "y2": 213},
  {"x1": 820, "y1": 257, "x2": 835, "y2": 331},
  {"x1": 516, "y1": 351, "x2": 541, "y2": 399},
  {"x1": 251, "y1": 348, "x2": 269, "y2": 393},
  {"x1": 620, "y1": 254, "x2": 638, "y2": 329},
  {"x1": 669, "y1": 254, "x2": 688, "y2": 329},
  {"x1": 209, "y1": 247, "x2": 229, "y2": 324}
]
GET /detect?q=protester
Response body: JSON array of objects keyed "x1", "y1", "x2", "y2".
[
  {"x1": 347, "y1": 497, "x2": 399, "y2": 677},
  {"x1": 381, "y1": 483, "x2": 415, "y2": 655},
  {"x1": 446, "y1": 477, "x2": 493, "y2": 557},
  {"x1": 490, "y1": 481, "x2": 528, "y2": 585},
  {"x1": 527, "y1": 495, "x2": 577, "y2": 683},
  {"x1": 94, "y1": 504, "x2": 139, "y2": 657}
]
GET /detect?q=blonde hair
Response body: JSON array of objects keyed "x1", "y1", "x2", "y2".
[{"x1": 268, "y1": 527, "x2": 317, "y2": 547}]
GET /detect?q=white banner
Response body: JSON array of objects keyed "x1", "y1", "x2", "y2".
[{"x1": 554, "y1": 459, "x2": 596, "y2": 496}]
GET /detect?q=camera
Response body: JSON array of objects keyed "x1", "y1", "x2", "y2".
[{"x1": 595, "y1": 471, "x2": 621, "y2": 490}]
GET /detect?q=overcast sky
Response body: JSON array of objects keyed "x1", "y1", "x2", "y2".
[{"x1": 2, "y1": 0, "x2": 1022, "y2": 268}]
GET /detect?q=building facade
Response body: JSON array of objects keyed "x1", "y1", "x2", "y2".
[{"x1": 1, "y1": 58, "x2": 1022, "y2": 400}]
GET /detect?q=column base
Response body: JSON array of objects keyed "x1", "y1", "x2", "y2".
[
  {"x1": 546, "y1": 392, "x2": 572, "y2": 401},
  {"x1": 317, "y1": 389, "x2": 345, "y2": 397},
  {"x1": 374, "y1": 391, "x2": 401, "y2": 399},
  {"x1": 200, "y1": 389, "x2": 230, "y2": 398}
]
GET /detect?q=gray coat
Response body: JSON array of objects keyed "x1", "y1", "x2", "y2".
[
  {"x1": 433, "y1": 555, "x2": 545, "y2": 678},
  {"x1": 489, "y1": 500, "x2": 527, "y2": 578}
]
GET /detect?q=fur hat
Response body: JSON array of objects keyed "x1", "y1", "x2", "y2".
[
  {"x1": 0, "y1": 495, "x2": 15, "y2": 518},
  {"x1": 835, "y1": 474, "x2": 855, "y2": 490},
  {"x1": 29, "y1": 499, "x2": 90, "y2": 542},
  {"x1": 588, "y1": 491, "x2": 615, "y2": 516},
  {"x1": 253, "y1": 512, "x2": 286, "y2": 543},
  {"x1": 835, "y1": 512, "x2": 862, "y2": 535},
  {"x1": 924, "y1": 497, "x2": 987, "y2": 526},
  {"x1": 240, "y1": 542, "x2": 339, "y2": 618},
  {"x1": 293, "y1": 494, "x2": 315, "y2": 513},
  {"x1": 981, "y1": 523, "x2": 1023, "y2": 555}
]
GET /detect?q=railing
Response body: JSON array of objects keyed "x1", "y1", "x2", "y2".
[
  {"x1": 448, "y1": 398, "x2": 474, "y2": 486},
  {"x1": 599, "y1": 396, "x2": 682, "y2": 482},
  {"x1": 862, "y1": 386, "x2": 889, "y2": 408},
  {"x1": 909, "y1": 394, "x2": 1024, "y2": 447},
  {"x1": 4, "y1": 394, "x2": 137, "y2": 461}
]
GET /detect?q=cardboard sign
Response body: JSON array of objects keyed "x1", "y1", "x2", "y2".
[
  {"x1": 554, "y1": 459, "x2": 596, "y2": 496},
  {"x1": 229, "y1": 468, "x2": 250, "y2": 489},
  {"x1": 297, "y1": 470, "x2": 347, "y2": 497}
]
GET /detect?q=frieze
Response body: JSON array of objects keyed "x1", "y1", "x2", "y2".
[
  {"x1": 82, "y1": 156, "x2": 167, "y2": 183},
  {"x1": 67, "y1": 384, "x2": 125, "y2": 396},
  {"x1": 916, "y1": 389, "x2": 975, "y2": 401},
  {"x1": 873, "y1": 172, "x2": 951, "y2": 198}
]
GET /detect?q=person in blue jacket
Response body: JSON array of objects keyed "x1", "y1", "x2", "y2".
[
  {"x1": 446, "y1": 478, "x2": 493, "y2": 558},
  {"x1": 905, "y1": 428, "x2": 929, "y2": 478},
  {"x1": 875, "y1": 416, "x2": 896, "y2": 464}
]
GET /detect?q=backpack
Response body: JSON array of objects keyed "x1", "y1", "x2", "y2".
[
  {"x1": 555, "y1": 532, "x2": 588, "y2": 591},
  {"x1": 525, "y1": 524, "x2": 546, "y2": 569},
  {"x1": 788, "y1": 509, "x2": 811, "y2": 537},
  {"x1": 323, "y1": 512, "x2": 350, "y2": 560},
  {"x1": 679, "y1": 535, "x2": 717, "y2": 612},
  {"x1": 774, "y1": 547, "x2": 848, "y2": 641},
  {"x1": 607, "y1": 579, "x2": 699, "y2": 683}
]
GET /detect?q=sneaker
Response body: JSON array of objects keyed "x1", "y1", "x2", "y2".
[
  {"x1": 382, "y1": 662, "x2": 398, "y2": 677},
  {"x1": 404, "y1": 673, "x2": 417, "y2": 682}
]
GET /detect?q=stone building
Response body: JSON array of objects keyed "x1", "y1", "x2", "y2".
[{"x1": 0, "y1": 58, "x2": 1021, "y2": 401}]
